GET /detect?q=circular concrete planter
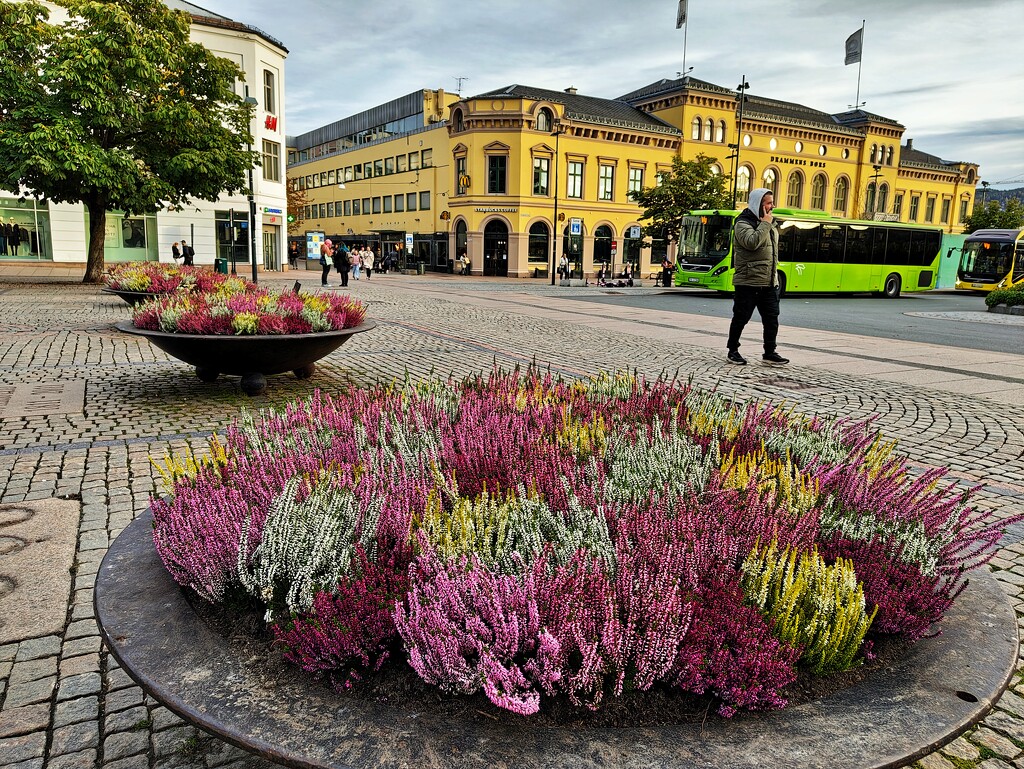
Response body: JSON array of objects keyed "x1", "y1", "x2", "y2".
[
  {"x1": 95, "y1": 509, "x2": 1018, "y2": 769},
  {"x1": 114, "y1": 320, "x2": 376, "y2": 394},
  {"x1": 102, "y1": 287, "x2": 167, "y2": 306}
]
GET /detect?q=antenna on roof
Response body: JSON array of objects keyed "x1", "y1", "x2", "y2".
[
  {"x1": 848, "y1": 101, "x2": 866, "y2": 109},
  {"x1": 453, "y1": 76, "x2": 469, "y2": 96}
]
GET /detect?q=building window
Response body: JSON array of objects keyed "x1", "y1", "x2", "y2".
[
  {"x1": 810, "y1": 173, "x2": 827, "y2": 210},
  {"x1": 394, "y1": 195, "x2": 404, "y2": 212},
  {"x1": 409, "y1": 152, "x2": 420, "y2": 171},
  {"x1": 384, "y1": 157, "x2": 395, "y2": 175},
  {"x1": 261, "y1": 140, "x2": 280, "y2": 182},
  {"x1": 353, "y1": 165, "x2": 362, "y2": 181},
  {"x1": 716, "y1": 120, "x2": 726, "y2": 143},
  {"x1": 940, "y1": 198, "x2": 951, "y2": 224},
  {"x1": 598, "y1": 164, "x2": 614, "y2": 201},
  {"x1": 422, "y1": 149, "x2": 432, "y2": 167},
  {"x1": 407, "y1": 192, "x2": 417, "y2": 211},
  {"x1": 762, "y1": 168, "x2": 779, "y2": 200},
  {"x1": 536, "y1": 108, "x2": 552, "y2": 132},
  {"x1": 959, "y1": 198, "x2": 969, "y2": 223},
  {"x1": 352, "y1": 199, "x2": 360, "y2": 215},
  {"x1": 909, "y1": 195, "x2": 920, "y2": 221},
  {"x1": 453, "y1": 108, "x2": 465, "y2": 132},
  {"x1": 487, "y1": 155, "x2": 507, "y2": 194},
  {"x1": 528, "y1": 222, "x2": 549, "y2": 263},
  {"x1": 866, "y1": 183, "x2": 877, "y2": 213},
  {"x1": 893, "y1": 193, "x2": 904, "y2": 218},
  {"x1": 456, "y1": 156, "x2": 468, "y2": 195},
  {"x1": 786, "y1": 171, "x2": 803, "y2": 207},
  {"x1": 383, "y1": 196, "x2": 392, "y2": 213},
  {"x1": 327, "y1": 170, "x2": 336, "y2": 185},
  {"x1": 374, "y1": 159, "x2": 384, "y2": 177},
  {"x1": 533, "y1": 157, "x2": 550, "y2": 195},
  {"x1": 833, "y1": 177, "x2": 849, "y2": 214},
  {"x1": 364, "y1": 162, "x2": 373, "y2": 178},
  {"x1": 567, "y1": 161, "x2": 583, "y2": 198},
  {"x1": 925, "y1": 196, "x2": 936, "y2": 222},
  {"x1": 628, "y1": 167, "x2": 644, "y2": 195},
  {"x1": 691, "y1": 117, "x2": 701, "y2": 140},
  {"x1": 886, "y1": 146, "x2": 894, "y2": 165},
  {"x1": 319, "y1": 203, "x2": 326, "y2": 219},
  {"x1": 703, "y1": 118, "x2": 713, "y2": 142},
  {"x1": 327, "y1": 202, "x2": 334, "y2": 217},
  {"x1": 372, "y1": 197, "x2": 382, "y2": 214},
  {"x1": 362, "y1": 197, "x2": 370, "y2": 214},
  {"x1": 870, "y1": 143, "x2": 877, "y2": 163},
  {"x1": 263, "y1": 70, "x2": 276, "y2": 115},
  {"x1": 343, "y1": 200, "x2": 351, "y2": 216},
  {"x1": 794, "y1": 141, "x2": 803, "y2": 153},
  {"x1": 735, "y1": 166, "x2": 751, "y2": 208},
  {"x1": 877, "y1": 183, "x2": 889, "y2": 213}
]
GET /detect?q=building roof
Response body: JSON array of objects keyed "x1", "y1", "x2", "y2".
[
  {"x1": 617, "y1": 76, "x2": 732, "y2": 102},
  {"x1": 470, "y1": 84, "x2": 681, "y2": 136},
  {"x1": 900, "y1": 142, "x2": 967, "y2": 171},
  {"x1": 164, "y1": 0, "x2": 288, "y2": 53}
]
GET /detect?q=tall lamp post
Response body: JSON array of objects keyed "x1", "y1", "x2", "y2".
[
  {"x1": 243, "y1": 87, "x2": 259, "y2": 284},
  {"x1": 730, "y1": 76, "x2": 750, "y2": 205},
  {"x1": 868, "y1": 163, "x2": 883, "y2": 217},
  {"x1": 981, "y1": 180, "x2": 990, "y2": 206},
  {"x1": 549, "y1": 120, "x2": 567, "y2": 286}
]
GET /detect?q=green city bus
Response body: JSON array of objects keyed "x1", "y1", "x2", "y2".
[
  {"x1": 676, "y1": 208, "x2": 943, "y2": 297},
  {"x1": 954, "y1": 228, "x2": 1024, "y2": 293}
]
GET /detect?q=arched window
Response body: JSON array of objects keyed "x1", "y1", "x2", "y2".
[
  {"x1": 810, "y1": 173, "x2": 827, "y2": 210},
  {"x1": 762, "y1": 168, "x2": 779, "y2": 200},
  {"x1": 716, "y1": 120, "x2": 727, "y2": 143},
  {"x1": 527, "y1": 221, "x2": 549, "y2": 264},
  {"x1": 877, "y1": 183, "x2": 889, "y2": 213},
  {"x1": 709, "y1": 164, "x2": 721, "y2": 175},
  {"x1": 483, "y1": 220, "x2": 509, "y2": 277},
  {"x1": 691, "y1": 117, "x2": 702, "y2": 140},
  {"x1": 455, "y1": 219, "x2": 468, "y2": 264},
  {"x1": 833, "y1": 177, "x2": 849, "y2": 214},
  {"x1": 786, "y1": 171, "x2": 803, "y2": 208},
  {"x1": 735, "y1": 166, "x2": 751, "y2": 207},
  {"x1": 870, "y1": 144, "x2": 878, "y2": 164},
  {"x1": 865, "y1": 182, "x2": 877, "y2": 213},
  {"x1": 453, "y1": 108, "x2": 465, "y2": 133},
  {"x1": 703, "y1": 118, "x2": 714, "y2": 142},
  {"x1": 594, "y1": 224, "x2": 613, "y2": 265},
  {"x1": 886, "y1": 145, "x2": 894, "y2": 165},
  {"x1": 536, "y1": 108, "x2": 552, "y2": 132}
]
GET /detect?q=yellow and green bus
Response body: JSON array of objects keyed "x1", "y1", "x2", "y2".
[
  {"x1": 676, "y1": 208, "x2": 943, "y2": 297},
  {"x1": 954, "y1": 228, "x2": 1024, "y2": 293}
]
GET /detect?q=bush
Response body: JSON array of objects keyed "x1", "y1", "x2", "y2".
[
  {"x1": 150, "y1": 370, "x2": 1017, "y2": 718},
  {"x1": 985, "y1": 286, "x2": 1024, "y2": 308}
]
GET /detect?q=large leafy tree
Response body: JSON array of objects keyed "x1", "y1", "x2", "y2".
[
  {"x1": 0, "y1": 0, "x2": 257, "y2": 282},
  {"x1": 628, "y1": 153, "x2": 731, "y2": 244},
  {"x1": 963, "y1": 198, "x2": 1024, "y2": 234}
]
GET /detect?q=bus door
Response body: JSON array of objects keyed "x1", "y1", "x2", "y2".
[{"x1": 1014, "y1": 242, "x2": 1024, "y2": 287}]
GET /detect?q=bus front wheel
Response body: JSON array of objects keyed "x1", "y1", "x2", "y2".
[{"x1": 883, "y1": 273, "x2": 902, "y2": 298}]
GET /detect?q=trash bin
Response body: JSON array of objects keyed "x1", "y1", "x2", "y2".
[
  {"x1": 417, "y1": 263, "x2": 425, "y2": 275},
  {"x1": 214, "y1": 257, "x2": 228, "y2": 275}
]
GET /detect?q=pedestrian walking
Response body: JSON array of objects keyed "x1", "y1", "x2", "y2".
[
  {"x1": 558, "y1": 254, "x2": 569, "y2": 281},
  {"x1": 352, "y1": 247, "x2": 362, "y2": 280},
  {"x1": 364, "y1": 248, "x2": 375, "y2": 280},
  {"x1": 320, "y1": 239, "x2": 332, "y2": 287},
  {"x1": 726, "y1": 188, "x2": 789, "y2": 366},
  {"x1": 288, "y1": 241, "x2": 299, "y2": 268},
  {"x1": 180, "y1": 238, "x2": 195, "y2": 267},
  {"x1": 171, "y1": 241, "x2": 182, "y2": 262},
  {"x1": 333, "y1": 242, "x2": 350, "y2": 287}
]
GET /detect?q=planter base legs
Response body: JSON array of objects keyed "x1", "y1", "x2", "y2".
[
  {"x1": 240, "y1": 372, "x2": 267, "y2": 396},
  {"x1": 293, "y1": 364, "x2": 316, "y2": 380},
  {"x1": 195, "y1": 367, "x2": 220, "y2": 383}
]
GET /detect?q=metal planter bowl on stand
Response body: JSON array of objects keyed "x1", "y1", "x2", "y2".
[
  {"x1": 102, "y1": 287, "x2": 168, "y2": 306},
  {"x1": 114, "y1": 320, "x2": 376, "y2": 395}
]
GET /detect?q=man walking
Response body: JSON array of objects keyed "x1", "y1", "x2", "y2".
[
  {"x1": 726, "y1": 188, "x2": 789, "y2": 366},
  {"x1": 180, "y1": 238, "x2": 195, "y2": 267}
]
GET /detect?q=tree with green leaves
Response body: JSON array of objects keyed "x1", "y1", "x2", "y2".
[
  {"x1": 627, "y1": 153, "x2": 732, "y2": 244},
  {"x1": 963, "y1": 198, "x2": 1024, "y2": 234},
  {"x1": 0, "y1": 0, "x2": 257, "y2": 282}
]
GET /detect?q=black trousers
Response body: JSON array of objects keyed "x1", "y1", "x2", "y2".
[
  {"x1": 727, "y1": 285, "x2": 780, "y2": 354},
  {"x1": 340, "y1": 265, "x2": 349, "y2": 286},
  {"x1": 321, "y1": 263, "x2": 330, "y2": 285}
]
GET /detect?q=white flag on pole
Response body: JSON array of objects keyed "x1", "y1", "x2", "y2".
[
  {"x1": 676, "y1": 0, "x2": 687, "y2": 28},
  {"x1": 845, "y1": 28, "x2": 863, "y2": 65}
]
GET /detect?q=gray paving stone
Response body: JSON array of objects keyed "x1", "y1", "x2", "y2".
[
  {"x1": 53, "y1": 695, "x2": 99, "y2": 728},
  {"x1": 7, "y1": 656, "x2": 58, "y2": 687},
  {"x1": 62, "y1": 620, "x2": 98, "y2": 642},
  {"x1": 151, "y1": 726, "x2": 199, "y2": 759},
  {"x1": 59, "y1": 637, "x2": 101, "y2": 658},
  {"x1": 49, "y1": 721, "x2": 100, "y2": 757},
  {"x1": 2, "y1": 676, "x2": 56, "y2": 708},
  {"x1": 103, "y1": 705, "x2": 149, "y2": 735},
  {"x1": 104, "y1": 686, "x2": 145, "y2": 713},
  {"x1": 149, "y1": 706, "x2": 184, "y2": 732},
  {"x1": 55, "y1": 671, "x2": 101, "y2": 701},
  {"x1": 105, "y1": 666, "x2": 136, "y2": 692},
  {"x1": 44, "y1": 750, "x2": 97, "y2": 769},
  {"x1": 104, "y1": 730, "x2": 150, "y2": 761},
  {"x1": 0, "y1": 758, "x2": 45, "y2": 769},
  {"x1": 102, "y1": 757, "x2": 153, "y2": 769},
  {"x1": 0, "y1": 731, "x2": 46, "y2": 764},
  {"x1": 973, "y1": 726, "x2": 1023, "y2": 761},
  {"x1": 58, "y1": 654, "x2": 99, "y2": 679},
  {"x1": 917, "y1": 753, "x2": 955, "y2": 769},
  {"x1": 205, "y1": 740, "x2": 250, "y2": 768},
  {"x1": 12, "y1": 637, "x2": 60, "y2": 663},
  {"x1": 0, "y1": 704, "x2": 50, "y2": 739}
]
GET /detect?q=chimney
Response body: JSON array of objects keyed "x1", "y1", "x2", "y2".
[
  {"x1": 905, "y1": 138, "x2": 913, "y2": 150},
  {"x1": 564, "y1": 86, "x2": 578, "y2": 95}
]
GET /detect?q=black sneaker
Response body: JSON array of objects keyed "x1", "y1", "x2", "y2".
[
  {"x1": 727, "y1": 350, "x2": 747, "y2": 365},
  {"x1": 762, "y1": 352, "x2": 790, "y2": 365}
]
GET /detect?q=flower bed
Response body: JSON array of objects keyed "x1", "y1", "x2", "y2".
[
  {"x1": 985, "y1": 285, "x2": 1024, "y2": 308},
  {"x1": 131, "y1": 287, "x2": 366, "y2": 335},
  {"x1": 104, "y1": 262, "x2": 238, "y2": 294},
  {"x1": 150, "y1": 370, "x2": 1012, "y2": 719}
]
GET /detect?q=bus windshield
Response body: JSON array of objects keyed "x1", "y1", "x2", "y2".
[
  {"x1": 959, "y1": 241, "x2": 1014, "y2": 282},
  {"x1": 680, "y1": 214, "x2": 733, "y2": 266}
]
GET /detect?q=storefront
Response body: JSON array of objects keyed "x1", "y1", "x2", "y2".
[
  {"x1": 83, "y1": 210, "x2": 159, "y2": 263},
  {"x1": 0, "y1": 197, "x2": 52, "y2": 260}
]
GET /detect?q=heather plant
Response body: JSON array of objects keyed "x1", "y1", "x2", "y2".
[
  {"x1": 149, "y1": 368, "x2": 1017, "y2": 719},
  {"x1": 105, "y1": 262, "x2": 234, "y2": 293},
  {"x1": 742, "y1": 542, "x2": 876, "y2": 674}
]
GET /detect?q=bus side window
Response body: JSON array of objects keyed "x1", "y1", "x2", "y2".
[
  {"x1": 870, "y1": 228, "x2": 888, "y2": 265},
  {"x1": 846, "y1": 226, "x2": 870, "y2": 265},
  {"x1": 887, "y1": 230, "x2": 912, "y2": 265},
  {"x1": 819, "y1": 225, "x2": 844, "y2": 263},
  {"x1": 1015, "y1": 247, "x2": 1024, "y2": 282},
  {"x1": 793, "y1": 225, "x2": 821, "y2": 262},
  {"x1": 777, "y1": 223, "x2": 795, "y2": 260}
]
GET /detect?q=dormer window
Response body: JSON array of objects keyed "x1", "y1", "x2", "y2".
[
  {"x1": 453, "y1": 108, "x2": 465, "y2": 132},
  {"x1": 536, "y1": 108, "x2": 553, "y2": 132}
]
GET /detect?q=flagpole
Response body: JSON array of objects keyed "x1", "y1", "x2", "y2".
[
  {"x1": 682, "y1": 16, "x2": 688, "y2": 79},
  {"x1": 854, "y1": 19, "x2": 865, "y2": 108}
]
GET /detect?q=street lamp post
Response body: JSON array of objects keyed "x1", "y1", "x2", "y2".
[
  {"x1": 981, "y1": 180, "x2": 990, "y2": 206},
  {"x1": 549, "y1": 120, "x2": 566, "y2": 286},
  {"x1": 868, "y1": 163, "x2": 883, "y2": 217},
  {"x1": 243, "y1": 87, "x2": 259, "y2": 284},
  {"x1": 731, "y1": 76, "x2": 750, "y2": 205}
]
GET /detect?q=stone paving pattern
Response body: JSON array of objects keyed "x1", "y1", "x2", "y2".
[{"x1": 0, "y1": 274, "x2": 1023, "y2": 769}]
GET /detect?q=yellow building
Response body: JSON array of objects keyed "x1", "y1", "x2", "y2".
[
  {"x1": 621, "y1": 77, "x2": 978, "y2": 234},
  {"x1": 286, "y1": 77, "x2": 978, "y2": 278}
]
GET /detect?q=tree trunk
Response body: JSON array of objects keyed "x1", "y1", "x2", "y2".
[{"x1": 83, "y1": 200, "x2": 107, "y2": 284}]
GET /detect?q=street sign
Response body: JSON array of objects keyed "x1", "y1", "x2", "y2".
[
  {"x1": 628, "y1": 225, "x2": 641, "y2": 239},
  {"x1": 611, "y1": 240, "x2": 618, "y2": 257},
  {"x1": 569, "y1": 218, "x2": 582, "y2": 236},
  {"x1": 405, "y1": 233, "x2": 414, "y2": 253}
]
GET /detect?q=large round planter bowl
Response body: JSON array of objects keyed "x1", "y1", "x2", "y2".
[
  {"x1": 95, "y1": 508, "x2": 1019, "y2": 769},
  {"x1": 114, "y1": 319, "x2": 376, "y2": 394},
  {"x1": 102, "y1": 287, "x2": 167, "y2": 306}
]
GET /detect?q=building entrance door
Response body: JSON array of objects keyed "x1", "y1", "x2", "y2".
[
  {"x1": 262, "y1": 225, "x2": 278, "y2": 270},
  {"x1": 483, "y1": 220, "x2": 509, "y2": 277}
]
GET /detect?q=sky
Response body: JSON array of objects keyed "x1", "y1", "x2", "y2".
[{"x1": 197, "y1": 0, "x2": 1024, "y2": 189}]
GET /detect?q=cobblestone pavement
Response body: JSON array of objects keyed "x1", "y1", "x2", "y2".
[{"x1": 1, "y1": 276, "x2": 1023, "y2": 769}]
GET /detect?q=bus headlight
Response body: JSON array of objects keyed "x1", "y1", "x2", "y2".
[{"x1": 711, "y1": 266, "x2": 728, "y2": 277}]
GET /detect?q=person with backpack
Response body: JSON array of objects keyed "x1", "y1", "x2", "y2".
[
  {"x1": 333, "y1": 242, "x2": 350, "y2": 287},
  {"x1": 180, "y1": 239, "x2": 195, "y2": 267}
]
